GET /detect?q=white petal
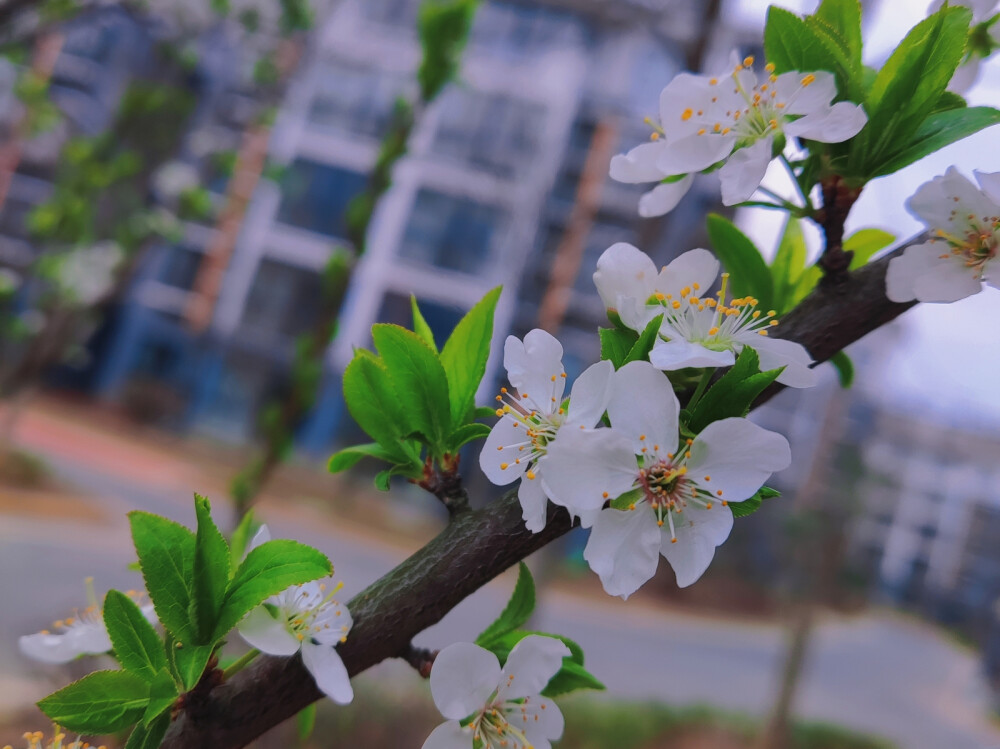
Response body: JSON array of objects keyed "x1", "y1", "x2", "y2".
[
  {"x1": 566, "y1": 360, "x2": 615, "y2": 428},
  {"x1": 593, "y1": 242, "x2": 658, "y2": 311},
  {"x1": 430, "y1": 642, "x2": 501, "y2": 721},
  {"x1": 656, "y1": 133, "x2": 736, "y2": 175},
  {"x1": 662, "y1": 504, "x2": 734, "y2": 587},
  {"x1": 238, "y1": 605, "x2": 300, "y2": 656},
  {"x1": 781, "y1": 70, "x2": 836, "y2": 115},
  {"x1": 649, "y1": 339, "x2": 735, "y2": 370},
  {"x1": 19, "y1": 633, "x2": 81, "y2": 664},
  {"x1": 658, "y1": 73, "x2": 722, "y2": 138},
  {"x1": 504, "y1": 330, "x2": 565, "y2": 412},
  {"x1": 742, "y1": 335, "x2": 818, "y2": 388},
  {"x1": 498, "y1": 635, "x2": 571, "y2": 701},
  {"x1": 617, "y1": 294, "x2": 663, "y2": 334},
  {"x1": 247, "y1": 524, "x2": 271, "y2": 552},
  {"x1": 66, "y1": 622, "x2": 113, "y2": 656},
  {"x1": 947, "y1": 59, "x2": 981, "y2": 94},
  {"x1": 687, "y1": 417, "x2": 791, "y2": 502},
  {"x1": 310, "y1": 600, "x2": 353, "y2": 646},
  {"x1": 885, "y1": 241, "x2": 940, "y2": 302},
  {"x1": 607, "y1": 361, "x2": 679, "y2": 453},
  {"x1": 609, "y1": 141, "x2": 668, "y2": 184},
  {"x1": 422, "y1": 721, "x2": 471, "y2": 749},
  {"x1": 638, "y1": 176, "x2": 693, "y2": 217},
  {"x1": 522, "y1": 698, "x2": 565, "y2": 743},
  {"x1": 974, "y1": 170, "x2": 1000, "y2": 206},
  {"x1": 539, "y1": 428, "x2": 638, "y2": 526},
  {"x1": 656, "y1": 248, "x2": 720, "y2": 301},
  {"x1": 784, "y1": 102, "x2": 867, "y2": 143},
  {"x1": 908, "y1": 168, "x2": 996, "y2": 232},
  {"x1": 719, "y1": 137, "x2": 773, "y2": 205},
  {"x1": 912, "y1": 256, "x2": 984, "y2": 302},
  {"x1": 302, "y1": 641, "x2": 354, "y2": 704},
  {"x1": 480, "y1": 417, "x2": 529, "y2": 486},
  {"x1": 584, "y1": 507, "x2": 662, "y2": 598},
  {"x1": 518, "y1": 476, "x2": 550, "y2": 534}
]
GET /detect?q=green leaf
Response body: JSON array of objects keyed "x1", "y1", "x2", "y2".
[
  {"x1": 541, "y1": 659, "x2": 606, "y2": 698},
  {"x1": 599, "y1": 326, "x2": 637, "y2": 368},
  {"x1": 142, "y1": 668, "x2": 178, "y2": 726},
  {"x1": 342, "y1": 352, "x2": 413, "y2": 462},
  {"x1": 125, "y1": 711, "x2": 170, "y2": 749},
  {"x1": 297, "y1": 703, "x2": 317, "y2": 742},
  {"x1": 476, "y1": 563, "x2": 536, "y2": 647},
  {"x1": 417, "y1": 0, "x2": 478, "y2": 101},
  {"x1": 610, "y1": 487, "x2": 644, "y2": 511},
  {"x1": 374, "y1": 469, "x2": 392, "y2": 491},
  {"x1": 475, "y1": 405, "x2": 499, "y2": 420},
  {"x1": 866, "y1": 106, "x2": 1000, "y2": 178},
  {"x1": 215, "y1": 539, "x2": 332, "y2": 640},
  {"x1": 129, "y1": 511, "x2": 197, "y2": 643},
  {"x1": 730, "y1": 486, "x2": 781, "y2": 519},
  {"x1": 705, "y1": 214, "x2": 774, "y2": 311},
  {"x1": 770, "y1": 217, "x2": 808, "y2": 314},
  {"x1": 38, "y1": 670, "x2": 149, "y2": 733},
  {"x1": 228, "y1": 509, "x2": 258, "y2": 574},
  {"x1": 328, "y1": 442, "x2": 406, "y2": 473},
  {"x1": 789, "y1": 264, "x2": 822, "y2": 307},
  {"x1": 849, "y1": 6, "x2": 973, "y2": 176},
  {"x1": 373, "y1": 323, "x2": 452, "y2": 450},
  {"x1": 410, "y1": 295, "x2": 438, "y2": 352},
  {"x1": 103, "y1": 590, "x2": 166, "y2": 682},
  {"x1": 448, "y1": 422, "x2": 492, "y2": 451},
  {"x1": 480, "y1": 629, "x2": 585, "y2": 667},
  {"x1": 844, "y1": 228, "x2": 895, "y2": 269},
  {"x1": 173, "y1": 642, "x2": 214, "y2": 691},
  {"x1": 624, "y1": 314, "x2": 663, "y2": 365},
  {"x1": 192, "y1": 494, "x2": 230, "y2": 643},
  {"x1": 812, "y1": 0, "x2": 863, "y2": 66},
  {"x1": 687, "y1": 348, "x2": 783, "y2": 434},
  {"x1": 829, "y1": 350, "x2": 855, "y2": 388},
  {"x1": 931, "y1": 90, "x2": 967, "y2": 113},
  {"x1": 439, "y1": 287, "x2": 501, "y2": 430}
]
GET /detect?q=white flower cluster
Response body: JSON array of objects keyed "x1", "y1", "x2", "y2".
[
  {"x1": 611, "y1": 54, "x2": 867, "y2": 216},
  {"x1": 481, "y1": 245, "x2": 804, "y2": 598}
]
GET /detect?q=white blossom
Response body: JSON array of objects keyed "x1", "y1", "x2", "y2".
[
  {"x1": 543, "y1": 362, "x2": 790, "y2": 597},
  {"x1": 480, "y1": 329, "x2": 630, "y2": 531},
  {"x1": 423, "y1": 636, "x2": 569, "y2": 749},
  {"x1": 152, "y1": 160, "x2": 201, "y2": 200},
  {"x1": 55, "y1": 242, "x2": 123, "y2": 306},
  {"x1": 886, "y1": 168, "x2": 999, "y2": 303},
  {"x1": 237, "y1": 526, "x2": 354, "y2": 704},
  {"x1": 611, "y1": 55, "x2": 867, "y2": 215}
]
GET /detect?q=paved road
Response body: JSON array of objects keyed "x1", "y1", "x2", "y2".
[{"x1": 3, "y1": 446, "x2": 1000, "y2": 749}]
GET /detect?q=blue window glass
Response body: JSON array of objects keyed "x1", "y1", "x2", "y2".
[
  {"x1": 159, "y1": 245, "x2": 202, "y2": 290},
  {"x1": 276, "y1": 160, "x2": 367, "y2": 238},
  {"x1": 377, "y1": 292, "x2": 465, "y2": 350},
  {"x1": 399, "y1": 189, "x2": 502, "y2": 275}
]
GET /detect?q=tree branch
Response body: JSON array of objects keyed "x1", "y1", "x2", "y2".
[{"x1": 160, "y1": 242, "x2": 918, "y2": 749}]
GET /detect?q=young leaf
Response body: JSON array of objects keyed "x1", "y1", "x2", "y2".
[
  {"x1": 129, "y1": 511, "x2": 197, "y2": 643},
  {"x1": 328, "y1": 442, "x2": 409, "y2": 473},
  {"x1": 372, "y1": 323, "x2": 452, "y2": 450},
  {"x1": 541, "y1": 659, "x2": 606, "y2": 698},
  {"x1": 38, "y1": 670, "x2": 149, "y2": 733},
  {"x1": 297, "y1": 703, "x2": 318, "y2": 742},
  {"x1": 476, "y1": 562, "x2": 536, "y2": 647},
  {"x1": 706, "y1": 214, "x2": 774, "y2": 311},
  {"x1": 142, "y1": 669, "x2": 178, "y2": 726},
  {"x1": 214, "y1": 539, "x2": 332, "y2": 640},
  {"x1": 770, "y1": 217, "x2": 807, "y2": 314},
  {"x1": 448, "y1": 422, "x2": 492, "y2": 451},
  {"x1": 103, "y1": 590, "x2": 167, "y2": 682},
  {"x1": 599, "y1": 326, "x2": 637, "y2": 368},
  {"x1": 730, "y1": 486, "x2": 781, "y2": 518},
  {"x1": 687, "y1": 347, "x2": 783, "y2": 434},
  {"x1": 125, "y1": 711, "x2": 170, "y2": 749},
  {"x1": 844, "y1": 228, "x2": 895, "y2": 269},
  {"x1": 410, "y1": 295, "x2": 438, "y2": 352},
  {"x1": 829, "y1": 349, "x2": 855, "y2": 388},
  {"x1": 192, "y1": 494, "x2": 230, "y2": 642},
  {"x1": 173, "y1": 642, "x2": 214, "y2": 691},
  {"x1": 812, "y1": 0, "x2": 863, "y2": 66},
  {"x1": 439, "y1": 286, "x2": 502, "y2": 429},
  {"x1": 342, "y1": 352, "x2": 413, "y2": 461},
  {"x1": 624, "y1": 314, "x2": 664, "y2": 365}
]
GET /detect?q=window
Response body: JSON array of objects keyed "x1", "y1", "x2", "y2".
[
  {"x1": 472, "y1": 3, "x2": 585, "y2": 58},
  {"x1": 432, "y1": 89, "x2": 544, "y2": 178},
  {"x1": 398, "y1": 190, "x2": 503, "y2": 275},
  {"x1": 309, "y1": 61, "x2": 404, "y2": 139},
  {"x1": 62, "y1": 22, "x2": 118, "y2": 63},
  {"x1": 240, "y1": 259, "x2": 323, "y2": 344},
  {"x1": 159, "y1": 245, "x2": 203, "y2": 291},
  {"x1": 276, "y1": 160, "x2": 367, "y2": 238}
]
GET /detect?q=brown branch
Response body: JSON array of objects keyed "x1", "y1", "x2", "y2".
[
  {"x1": 816, "y1": 176, "x2": 863, "y2": 280},
  {"x1": 400, "y1": 643, "x2": 438, "y2": 679},
  {"x1": 159, "y1": 242, "x2": 919, "y2": 749}
]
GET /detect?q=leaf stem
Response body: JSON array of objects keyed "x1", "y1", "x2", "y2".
[
  {"x1": 222, "y1": 648, "x2": 260, "y2": 680},
  {"x1": 686, "y1": 369, "x2": 714, "y2": 411}
]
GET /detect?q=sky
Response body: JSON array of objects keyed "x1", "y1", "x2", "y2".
[{"x1": 733, "y1": 0, "x2": 1000, "y2": 430}]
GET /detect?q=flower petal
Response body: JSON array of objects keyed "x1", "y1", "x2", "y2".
[
  {"x1": 430, "y1": 642, "x2": 501, "y2": 721},
  {"x1": 719, "y1": 137, "x2": 773, "y2": 206},
  {"x1": 687, "y1": 417, "x2": 791, "y2": 502},
  {"x1": 539, "y1": 427, "x2": 638, "y2": 526},
  {"x1": 649, "y1": 338, "x2": 735, "y2": 371},
  {"x1": 885, "y1": 241, "x2": 940, "y2": 302},
  {"x1": 609, "y1": 141, "x2": 668, "y2": 183},
  {"x1": 784, "y1": 101, "x2": 867, "y2": 143},
  {"x1": 662, "y1": 504, "x2": 734, "y2": 587},
  {"x1": 66, "y1": 621, "x2": 113, "y2": 656},
  {"x1": 422, "y1": 721, "x2": 471, "y2": 749},
  {"x1": 19, "y1": 633, "x2": 81, "y2": 664},
  {"x1": 302, "y1": 641, "x2": 354, "y2": 704},
  {"x1": 638, "y1": 176, "x2": 694, "y2": 217},
  {"x1": 238, "y1": 605, "x2": 300, "y2": 656},
  {"x1": 247, "y1": 524, "x2": 271, "y2": 552},
  {"x1": 584, "y1": 507, "x2": 661, "y2": 598},
  {"x1": 656, "y1": 133, "x2": 736, "y2": 175},
  {"x1": 975, "y1": 170, "x2": 1000, "y2": 206},
  {"x1": 522, "y1": 697, "x2": 565, "y2": 743},
  {"x1": 607, "y1": 361, "x2": 679, "y2": 454},
  {"x1": 504, "y1": 330, "x2": 565, "y2": 413},
  {"x1": 566, "y1": 360, "x2": 615, "y2": 428},
  {"x1": 593, "y1": 242, "x2": 658, "y2": 312},
  {"x1": 518, "y1": 475, "x2": 550, "y2": 534},
  {"x1": 498, "y1": 635, "x2": 571, "y2": 700},
  {"x1": 480, "y1": 417, "x2": 529, "y2": 486},
  {"x1": 911, "y1": 256, "x2": 984, "y2": 302},
  {"x1": 742, "y1": 335, "x2": 817, "y2": 388},
  {"x1": 780, "y1": 70, "x2": 836, "y2": 115},
  {"x1": 656, "y1": 248, "x2": 720, "y2": 300}
]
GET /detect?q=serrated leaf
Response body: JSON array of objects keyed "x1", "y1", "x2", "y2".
[
  {"x1": 448, "y1": 422, "x2": 492, "y2": 451},
  {"x1": 730, "y1": 486, "x2": 781, "y2": 519},
  {"x1": 624, "y1": 314, "x2": 663, "y2": 365},
  {"x1": 476, "y1": 562, "x2": 536, "y2": 646},
  {"x1": 103, "y1": 590, "x2": 166, "y2": 682},
  {"x1": 812, "y1": 0, "x2": 863, "y2": 65},
  {"x1": 342, "y1": 353, "x2": 413, "y2": 462},
  {"x1": 174, "y1": 642, "x2": 214, "y2": 691},
  {"x1": 541, "y1": 659, "x2": 606, "y2": 698},
  {"x1": 687, "y1": 348, "x2": 783, "y2": 434},
  {"x1": 440, "y1": 287, "x2": 501, "y2": 430},
  {"x1": 126, "y1": 710, "x2": 170, "y2": 749},
  {"x1": 142, "y1": 668, "x2": 178, "y2": 727},
  {"x1": 129, "y1": 511, "x2": 197, "y2": 643},
  {"x1": 410, "y1": 295, "x2": 438, "y2": 352},
  {"x1": 192, "y1": 494, "x2": 230, "y2": 643},
  {"x1": 328, "y1": 442, "x2": 407, "y2": 473},
  {"x1": 844, "y1": 228, "x2": 895, "y2": 269},
  {"x1": 705, "y1": 214, "x2": 774, "y2": 311},
  {"x1": 931, "y1": 90, "x2": 967, "y2": 113},
  {"x1": 771, "y1": 217, "x2": 807, "y2": 314},
  {"x1": 599, "y1": 326, "x2": 638, "y2": 368},
  {"x1": 214, "y1": 540, "x2": 331, "y2": 640},
  {"x1": 829, "y1": 350, "x2": 855, "y2": 388},
  {"x1": 373, "y1": 323, "x2": 452, "y2": 451},
  {"x1": 38, "y1": 670, "x2": 149, "y2": 733}
]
